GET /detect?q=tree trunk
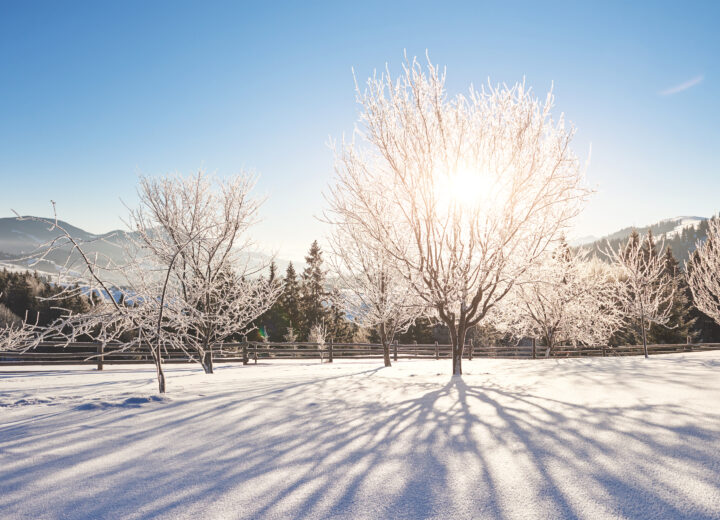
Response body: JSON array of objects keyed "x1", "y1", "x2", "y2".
[
  {"x1": 201, "y1": 350, "x2": 214, "y2": 374},
  {"x1": 379, "y1": 323, "x2": 391, "y2": 367},
  {"x1": 544, "y1": 333, "x2": 554, "y2": 358},
  {"x1": 150, "y1": 338, "x2": 166, "y2": 394},
  {"x1": 156, "y1": 362, "x2": 166, "y2": 393},
  {"x1": 451, "y1": 326, "x2": 466, "y2": 375},
  {"x1": 640, "y1": 308, "x2": 649, "y2": 359}
]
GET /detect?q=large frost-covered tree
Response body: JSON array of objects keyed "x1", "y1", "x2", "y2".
[
  {"x1": 130, "y1": 171, "x2": 283, "y2": 374},
  {"x1": 606, "y1": 231, "x2": 675, "y2": 358},
  {"x1": 687, "y1": 217, "x2": 720, "y2": 329},
  {"x1": 327, "y1": 55, "x2": 588, "y2": 374}
]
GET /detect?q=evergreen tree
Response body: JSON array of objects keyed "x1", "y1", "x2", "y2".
[
  {"x1": 648, "y1": 247, "x2": 696, "y2": 343},
  {"x1": 395, "y1": 317, "x2": 439, "y2": 344},
  {"x1": 325, "y1": 287, "x2": 357, "y2": 342},
  {"x1": 268, "y1": 261, "x2": 278, "y2": 284},
  {"x1": 300, "y1": 241, "x2": 327, "y2": 339},
  {"x1": 254, "y1": 261, "x2": 289, "y2": 341},
  {"x1": 281, "y1": 262, "x2": 302, "y2": 337}
]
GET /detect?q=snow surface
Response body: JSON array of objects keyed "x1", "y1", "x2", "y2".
[
  {"x1": 661, "y1": 216, "x2": 706, "y2": 239},
  {"x1": 1, "y1": 354, "x2": 720, "y2": 519}
]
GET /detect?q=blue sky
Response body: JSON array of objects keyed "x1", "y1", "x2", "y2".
[{"x1": 1, "y1": 1, "x2": 718, "y2": 262}]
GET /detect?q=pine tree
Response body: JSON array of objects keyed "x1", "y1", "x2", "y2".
[
  {"x1": 325, "y1": 287, "x2": 356, "y2": 342},
  {"x1": 300, "y1": 241, "x2": 327, "y2": 339},
  {"x1": 255, "y1": 261, "x2": 289, "y2": 341},
  {"x1": 641, "y1": 228, "x2": 657, "y2": 263},
  {"x1": 268, "y1": 261, "x2": 278, "y2": 284},
  {"x1": 281, "y1": 262, "x2": 302, "y2": 337},
  {"x1": 396, "y1": 317, "x2": 437, "y2": 344},
  {"x1": 648, "y1": 247, "x2": 696, "y2": 343}
]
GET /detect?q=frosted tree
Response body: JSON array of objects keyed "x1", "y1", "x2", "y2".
[
  {"x1": 130, "y1": 171, "x2": 283, "y2": 374},
  {"x1": 283, "y1": 326, "x2": 298, "y2": 343},
  {"x1": 327, "y1": 54, "x2": 588, "y2": 375},
  {"x1": 4, "y1": 170, "x2": 282, "y2": 389},
  {"x1": 327, "y1": 220, "x2": 424, "y2": 367},
  {"x1": 496, "y1": 244, "x2": 621, "y2": 357},
  {"x1": 308, "y1": 322, "x2": 327, "y2": 346},
  {"x1": 0, "y1": 210, "x2": 178, "y2": 393},
  {"x1": 606, "y1": 232, "x2": 675, "y2": 358},
  {"x1": 687, "y1": 217, "x2": 720, "y2": 328}
]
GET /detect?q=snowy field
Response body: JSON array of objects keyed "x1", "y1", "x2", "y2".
[{"x1": 1, "y1": 354, "x2": 720, "y2": 520}]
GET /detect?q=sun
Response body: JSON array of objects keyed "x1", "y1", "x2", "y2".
[{"x1": 436, "y1": 167, "x2": 494, "y2": 212}]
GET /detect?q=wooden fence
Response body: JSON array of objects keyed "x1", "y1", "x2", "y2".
[{"x1": 2, "y1": 340, "x2": 720, "y2": 369}]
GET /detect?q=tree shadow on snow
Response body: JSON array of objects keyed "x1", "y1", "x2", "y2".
[{"x1": 0, "y1": 361, "x2": 718, "y2": 519}]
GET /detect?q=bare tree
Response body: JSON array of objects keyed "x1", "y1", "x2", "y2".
[
  {"x1": 606, "y1": 232, "x2": 674, "y2": 358},
  {"x1": 283, "y1": 326, "x2": 298, "y2": 343},
  {"x1": 0, "y1": 210, "x2": 186, "y2": 393},
  {"x1": 3, "y1": 170, "x2": 282, "y2": 390},
  {"x1": 327, "y1": 55, "x2": 588, "y2": 374},
  {"x1": 687, "y1": 217, "x2": 720, "y2": 328},
  {"x1": 308, "y1": 322, "x2": 327, "y2": 346},
  {"x1": 327, "y1": 220, "x2": 424, "y2": 367},
  {"x1": 130, "y1": 171, "x2": 283, "y2": 374},
  {"x1": 495, "y1": 244, "x2": 621, "y2": 357}
]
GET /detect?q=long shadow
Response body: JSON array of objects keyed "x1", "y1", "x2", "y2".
[{"x1": 0, "y1": 360, "x2": 718, "y2": 519}]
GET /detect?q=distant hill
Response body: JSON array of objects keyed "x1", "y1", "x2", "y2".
[
  {"x1": 0, "y1": 217, "x2": 292, "y2": 280},
  {"x1": 581, "y1": 216, "x2": 711, "y2": 265},
  {"x1": 2, "y1": 215, "x2": 713, "y2": 280}
]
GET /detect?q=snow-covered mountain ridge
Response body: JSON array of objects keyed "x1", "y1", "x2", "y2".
[{"x1": 0, "y1": 217, "x2": 293, "y2": 279}]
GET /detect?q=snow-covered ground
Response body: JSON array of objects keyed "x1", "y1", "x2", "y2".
[{"x1": 1, "y1": 354, "x2": 719, "y2": 519}]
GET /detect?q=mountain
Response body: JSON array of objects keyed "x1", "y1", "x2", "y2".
[
  {"x1": 2, "y1": 215, "x2": 713, "y2": 280},
  {"x1": 568, "y1": 235, "x2": 599, "y2": 247},
  {"x1": 581, "y1": 216, "x2": 711, "y2": 265},
  {"x1": 0, "y1": 217, "x2": 292, "y2": 280},
  {"x1": 0, "y1": 217, "x2": 130, "y2": 279}
]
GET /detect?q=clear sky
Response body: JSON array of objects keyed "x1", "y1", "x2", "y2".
[{"x1": 1, "y1": 1, "x2": 718, "y2": 262}]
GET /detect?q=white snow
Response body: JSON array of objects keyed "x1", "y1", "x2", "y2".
[
  {"x1": 662, "y1": 216, "x2": 706, "y2": 239},
  {"x1": 1, "y1": 354, "x2": 720, "y2": 519}
]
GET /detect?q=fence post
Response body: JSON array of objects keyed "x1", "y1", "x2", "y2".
[
  {"x1": 602, "y1": 346, "x2": 606, "y2": 357},
  {"x1": 531, "y1": 338, "x2": 536, "y2": 360},
  {"x1": 328, "y1": 339, "x2": 334, "y2": 363},
  {"x1": 435, "y1": 341, "x2": 439, "y2": 360},
  {"x1": 97, "y1": 341, "x2": 104, "y2": 371},
  {"x1": 254, "y1": 344, "x2": 258, "y2": 364},
  {"x1": 393, "y1": 340, "x2": 398, "y2": 361},
  {"x1": 242, "y1": 335, "x2": 249, "y2": 365},
  {"x1": 469, "y1": 339, "x2": 474, "y2": 360}
]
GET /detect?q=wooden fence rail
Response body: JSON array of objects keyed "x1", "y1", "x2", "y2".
[{"x1": 1, "y1": 341, "x2": 720, "y2": 368}]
